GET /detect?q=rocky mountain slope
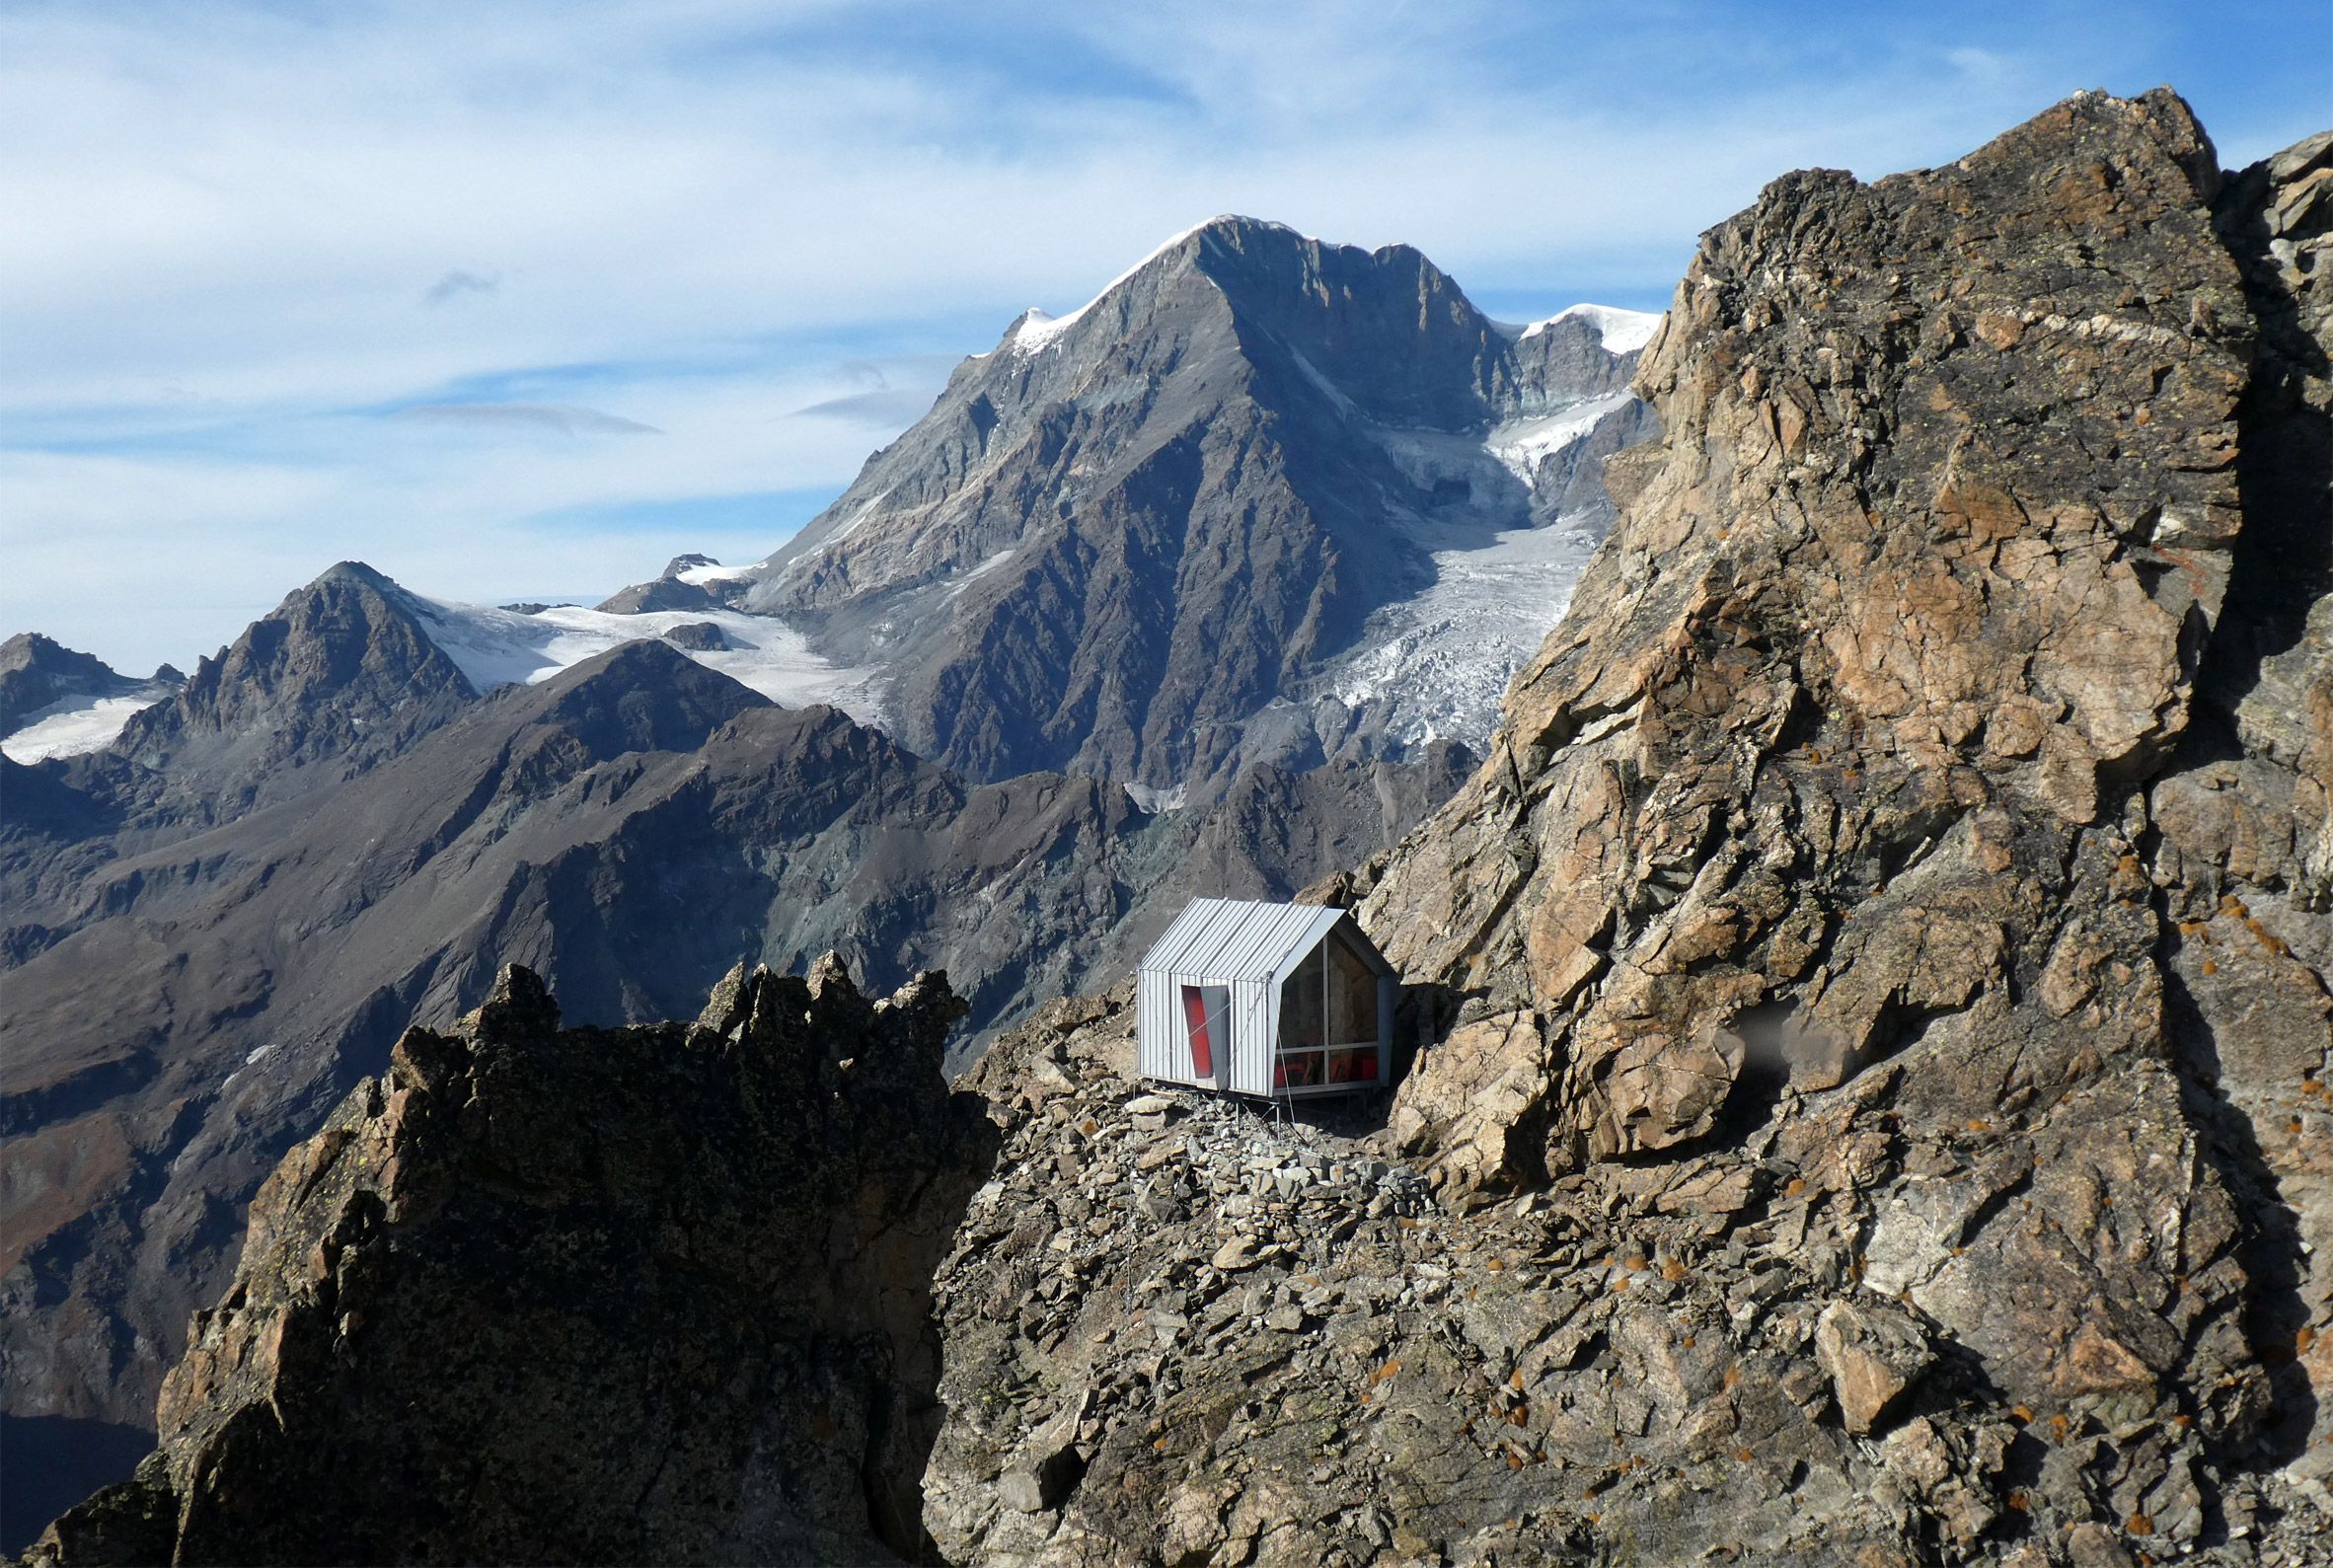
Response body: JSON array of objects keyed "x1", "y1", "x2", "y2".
[
  {"x1": 729, "y1": 216, "x2": 1656, "y2": 789},
  {"x1": 27, "y1": 563, "x2": 482, "y2": 838},
  {"x1": 22, "y1": 959, "x2": 993, "y2": 1566},
  {"x1": 1339, "y1": 87, "x2": 2326, "y2": 1541},
  {"x1": 0, "y1": 619, "x2": 1465, "y2": 1449},
  {"x1": 908, "y1": 95, "x2": 2332, "y2": 1568}
]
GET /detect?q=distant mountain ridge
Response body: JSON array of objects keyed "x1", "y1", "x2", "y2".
[
  {"x1": 0, "y1": 635, "x2": 182, "y2": 766},
  {"x1": 0, "y1": 563, "x2": 1468, "y2": 1451}
]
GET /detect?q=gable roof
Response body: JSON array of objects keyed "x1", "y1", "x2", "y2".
[{"x1": 1138, "y1": 897, "x2": 1392, "y2": 988}]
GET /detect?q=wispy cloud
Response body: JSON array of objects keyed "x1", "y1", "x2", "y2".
[
  {"x1": 421, "y1": 269, "x2": 500, "y2": 307},
  {"x1": 394, "y1": 402, "x2": 660, "y2": 435},
  {"x1": 0, "y1": 0, "x2": 2320, "y2": 671}
]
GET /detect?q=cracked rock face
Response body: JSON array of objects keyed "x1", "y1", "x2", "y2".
[
  {"x1": 1360, "y1": 86, "x2": 2261, "y2": 1180},
  {"x1": 22, "y1": 958, "x2": 995, "y2": 1567},
  {"x1": 1346, "y1": 83, "x2": 2330, "y2": 1474}
]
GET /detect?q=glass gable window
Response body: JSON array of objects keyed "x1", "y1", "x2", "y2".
[{"x1": 1274, "y1": 933, "x2": 1379, "y2": 1090}]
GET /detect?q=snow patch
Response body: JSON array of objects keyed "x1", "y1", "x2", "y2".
[
  {"x1": 2, "y1": 691, "x2": 167, "y2": 762},
  {"x1": 820, "y1": 488, "x2": 894, "y2": 549},
  {"x1": 769, "y1": 488, "x2": 897, "y2": 586},
  {"x1": 407, "y1": 597, "x2": 887, "y2": 727},
  {"x1": 673, "y1": 560, "x2": 756, "y2": 587},
  {"x1": 944, "y1": 550, "x2": 1018, "y2": 599},
  {"x1": 1516, "y1": 304, "x2": 1665, "y2": 355}
]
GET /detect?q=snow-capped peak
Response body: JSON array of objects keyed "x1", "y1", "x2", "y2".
[
  {"x1": 1515, "y1": 304, "x2": 1666, "y2": 355},
  {"x1": 1000, "y1": 215, "x2": 1309, "y2": 358}
]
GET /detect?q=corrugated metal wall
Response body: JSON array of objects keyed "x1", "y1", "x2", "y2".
[
  {"x1": 1135, "y1": 898, "x2": 1400, "y2": 1097},
  {"x1": 1232, "y1": 976, "x2": 1273, "y2": 1096}
]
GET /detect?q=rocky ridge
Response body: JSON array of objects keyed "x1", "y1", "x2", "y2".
[
  {"x1": 1335, "y1": 88, "x2": 2330, "y2": 1545},
  {"x1": 23, "y1": 957, "x2": 993, "y2": 1566},
  {"x1": 920, "y1": 91, "x2": 2333, "y2": 1566},
  {"x1": 924, "y1": 988, "x2": 2328, "y2": 1565}
]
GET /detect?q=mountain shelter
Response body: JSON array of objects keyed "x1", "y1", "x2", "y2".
[{"x1": 1136, "y1": 898, "x2": 1395, "y2": 1098}]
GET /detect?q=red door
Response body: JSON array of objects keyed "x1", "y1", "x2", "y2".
[{"x1": 1180, "y1": 985, "x2": 1214, "y2": 1077}]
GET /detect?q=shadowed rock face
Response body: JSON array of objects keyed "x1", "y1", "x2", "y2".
[{"x1": 22, "y1": 959, "x2": 996, "y2": 1567}]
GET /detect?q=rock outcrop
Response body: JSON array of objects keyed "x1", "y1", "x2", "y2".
[
  {"x1": 22, "y1": 958, "x2": 993, "y2": 1566},
  {"x1": 597, "y1": 554, "x2": 735, "y2": 615},
  {"x1": 1333, "y1": 87, "x2": 2330, "y2": 1547}
]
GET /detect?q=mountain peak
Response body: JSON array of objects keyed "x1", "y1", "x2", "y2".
[
  {"x1": 104, "y1": 559, "x2": 478, "y2": 821},
  {"x1": 750, "y1": 212, "x2": 1656, "y2": 790},
  {"x1": 312, "y1": 560, "x2": 397, "y2": 590},
  {"x1": 492, "y1": 635, "x2": 772, "y2": 763},
  {"x1": 993, "y1": 214, "x2": 1431, "y2": 362},
  {"x1": 1512, "y1": 303, "x2": 1666, "y2": 355}
]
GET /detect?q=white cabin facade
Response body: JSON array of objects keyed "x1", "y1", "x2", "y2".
[{"x1": 1135, "y1": 898, "x2": 1395, "y2": 1099}]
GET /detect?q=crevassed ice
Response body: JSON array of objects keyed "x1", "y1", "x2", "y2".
[
  {"x1": 1482, "y1": 393, "x2": 1636, "y2": 486},
  {"x1": 1325, "y1": 513, "x2": 1608, "y2": 752}
]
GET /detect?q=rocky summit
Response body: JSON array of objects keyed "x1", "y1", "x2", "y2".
[{"x1": 22, "y1": 958, "x2": 993, "y2": 1567}]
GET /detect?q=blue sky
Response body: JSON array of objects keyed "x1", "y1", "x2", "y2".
[{"x1": 3, "y1": 0, "x2": 2324, "y2": 672}]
